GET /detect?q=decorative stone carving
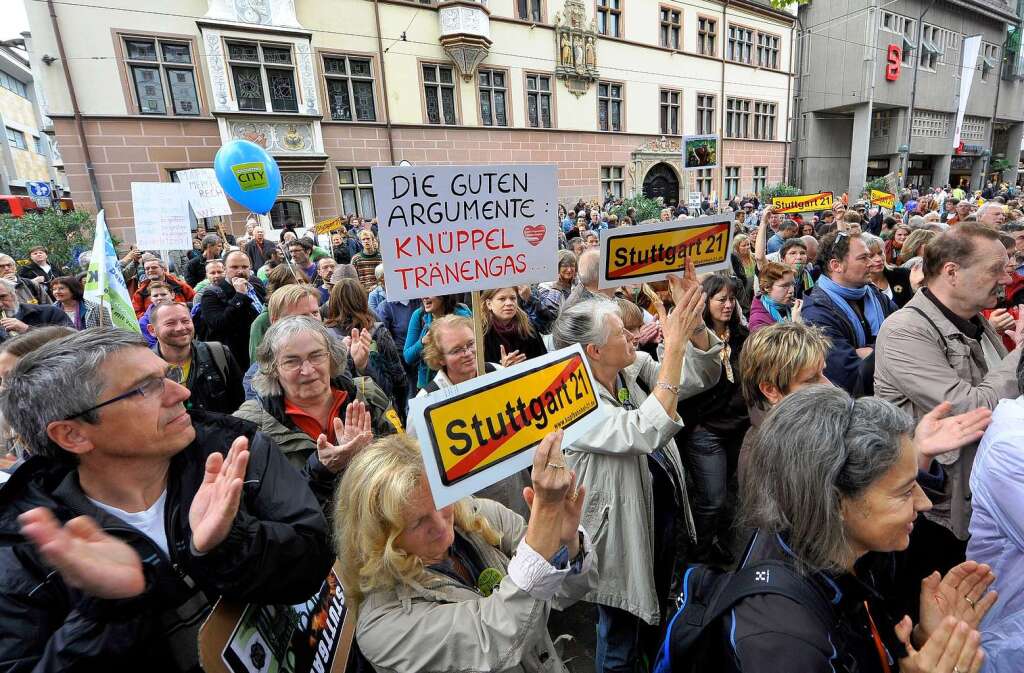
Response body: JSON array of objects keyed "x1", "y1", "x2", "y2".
[
  {"x1": 228, "y1": 120, "x2": 315, "y2": 153},
  {"x1": 636, "y1": 136, "x2": 681, "y2": 153},
  {"x1": 281, "y1": 171, "x2": 319, "y2": 196},
  {"x1": 438, "y1": 0, "x2": 492, "y2": 81},
  {"x1": 204, "y1": 31, "x2": 237, "y2": 112},
  {"x1": 204, "y1": 0, "x2": 304, "y2": 29},
  {"x1": 554, "y1": 0, "x2": 598, "y2": 96},
  {"x1": 295, "y1": 42, "x2": 320, "y2": 115},
  {"x1": 632, "y1": 138, "x2": 689, "y2": 201}
]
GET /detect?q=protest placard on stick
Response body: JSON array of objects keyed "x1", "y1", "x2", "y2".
[{"x1": 771, "y1": 191, "x2": 834, "y2": 214}]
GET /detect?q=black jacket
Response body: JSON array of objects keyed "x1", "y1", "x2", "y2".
[
  {"x1": 0, "y1": 411, "x2": 333, "y2": 672},
  {"x1": 199, "y1": 278, "x2": 267, "y2": 370},
  {"x1": 17, "y1": 261, "x2": 65, "y2": 299},
  {"x1": 183, "y1": 254, "x2": 216, "y2": 288},
  {"x1": 0, "y1": 303, "x2": 73, "y2": 344},
  {"x1": 153, "y1": 341, "x2": 245, "y2": 415},
  {"x1": 882, "y1": 266, "x2": 914, "y2": 309}
]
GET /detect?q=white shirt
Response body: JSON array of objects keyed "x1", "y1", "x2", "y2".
[{"x1": 89, "y1": 490, "x2": 169, "y2": 555}]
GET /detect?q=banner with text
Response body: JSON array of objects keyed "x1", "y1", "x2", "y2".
[
  {"x1": 372, "y1": 164, "x2": 558, "y2": 301},
  {"x1": 177, "y1": 168, "x2": 233, "y2": 219},
  {"x1": 131, "y1": 182, "x2": 193, "y2": 251},
  {"x1": 771, "y1": 192, "x2": 834, "y2": 214},
  {"x1": 870, "y1": 190, "x2": 896, "y2": 209},
  {"x1": 597, "y1": 213, "x2": 733, "y2": 289},
  {"x1": 410, "y1": 344, "x2": 608, "y2": 510}
]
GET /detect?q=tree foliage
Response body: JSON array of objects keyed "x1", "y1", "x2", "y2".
[
  {"x1": 0, "y1": 210, "x2": 94, "y2": 268},
  {"x1": 760, "y1": 182, "x2": 801, "y2": 204},
  {"x1": 610, "y1": 194, "x2": 665, "y2": 223},
  {"x1": 863, "y1": 176, "x2": 887, "y2": 197}
]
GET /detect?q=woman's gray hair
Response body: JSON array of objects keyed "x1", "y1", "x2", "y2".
[
  {"x1": 551, "y1": 298, "x2": 619, "y2": 350},
  {"x1": 253, "y1": 316, "x2": 348, "y2": 397},
  {"x1": 0, "y1": 277, "x2": 16, "y2": 294},
  {"x1": 576, "y1": 249, "x2": 600, "y2": 286},
  {"x1": 740, "y1": 384, "x2": 914, "y2": 573},
  {"x1": 0, "y1": 327, "x2": 148, "y2": 461}
]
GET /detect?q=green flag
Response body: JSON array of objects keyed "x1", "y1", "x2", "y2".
[{"x1": 83, "y1": 210, "x2": 140, "y2": 333}]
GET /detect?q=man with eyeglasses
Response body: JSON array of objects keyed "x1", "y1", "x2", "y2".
[
  {"x1": 0, "y1": 277, "x2": 71, "y2": 343},
  {"x1": 0, "y1": 328, "x2": 332, "y2": 670},
  {"x1": 0, "y1": 252, "x2": 51, "y2": 306}
]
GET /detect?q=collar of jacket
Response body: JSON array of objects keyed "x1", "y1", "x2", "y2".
[
  {"x1": 259, "y1": 374, "x2": 358, "y2": 428},
  {"x1": 921, "y1": 288, "x2": 983, "y2": 340}
]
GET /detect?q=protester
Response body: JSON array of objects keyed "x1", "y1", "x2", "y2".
[
  {"x1": 481, "y1": 287, "x2": 548, "y2": 366},
  {"x1": 730, "y1": 234, "x2": 756, "y2": 309},
  {"x1": 18, "y1": 245, "x2": 64, "y2": 299},
  {"x1": 748, "y1": 262, "x2": 801, "y2": 333},
  {"x1": 191, "y1": 258, "x2": 225, "y2": 297},
  {"x1": 864, "y1": 234, "x2": 914, "y2": 308},
  {"x1": 563, "y1": 249, "x2": 614, "y2": 311},
  {"x1": 765, "y1": 218, "x2": 799, "y2": 254},
  {"x1": 352, "y1": 230, "x2": 382, "y2": 291},
  {"x1": 243, "y1": 226, "x2": 277, "y2": 271},
  {"x1": 977, "y1": 202, "x2": 1006, "y2": 229},
  {"x1": 886, "y1": 224, "x2": 912, "y2": 265},
  {"x1": 201, "y1": 250, "x2": 267, "y2": 370},
  {"x1": 899, "y1": 229, "x2": 938, "y2": 266},
  {"x1": 801, "y1": 232, "x2": 898, "y2": 396},
  {"x1": 184, "y1": 234, "x2": 223, "y2": 288},
  {"x1": 149, "y1": 301, "x2": 244, "y2": 414},
  {"x1": 403, "y1": 294, "x2": 472, "y2": 392},
  {"x1": 535, "y1": 250, "x2": 578, "y2": 331},
  {"x1": 286, "y1": 238, "x2": 317, "y2": 281},
  {"x1": 131, "y1": 257, "x2": 195, "y2": 318},
  {"x1": 0, "y1": 328, "x2": 334, "y2": 669},
  {"x1": 367, "y1": 264, "x2": 387, "y2": 314},
  {"x1": 0, "y1": 253, "x2": 51, "y2": 305},
  {"x1": 336, "y1": 430, "x2": 595, "y2": 673},
  {"x1": 49, "y1": 275, "x2": 109, "y2": 329},
  {"x1": 0, "y1": 277, "x2": 72, "y2": 343},
  {"x1": 553, "y1": 265, "x2": 722, "y2": 671},
  {"x1": 715, "y1": 385, "x2": 992, "y2": 673},
  {"x1": 315, "y1": 257, "x2": 337, "y2": 298}
]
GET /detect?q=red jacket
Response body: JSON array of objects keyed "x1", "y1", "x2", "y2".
[{"x1": 132, "y1": 273, "x2": 195, "y2": 317}]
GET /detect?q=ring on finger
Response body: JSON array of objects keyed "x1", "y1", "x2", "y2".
[
  {"x1": 965, "y1": 596, "x2": 976, "y2": 608},
  {"x1": 547, "y1": 462, "x2": 566, "y2": 469},
  {"x1": 953, "y1": 666, "x2": 962, "y2": 673}
]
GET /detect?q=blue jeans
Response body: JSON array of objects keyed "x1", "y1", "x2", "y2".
[{"x1": 596, "y1": 605, "x2": 643, "y2": 673}]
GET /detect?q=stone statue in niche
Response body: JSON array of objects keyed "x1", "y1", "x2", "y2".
[
  {"x1": 560, "y1": 33, "x2": 572, "y2": 66},
  {"x1": 572, "y1": 34, "x2": 583, "y2": 67},
  {"x1": 585, "y1": 36, "x2": 596, "y2": 70},
  {"x1": 553, "y1": 0, "x2": 598, "y2": 96}
]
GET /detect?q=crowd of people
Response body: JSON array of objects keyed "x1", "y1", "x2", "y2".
[{"x1": 1, "y1": 181, "x2": 1024, "y2": 673}]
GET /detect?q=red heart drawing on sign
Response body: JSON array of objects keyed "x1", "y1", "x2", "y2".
[{"x1": 523, "y1": 224, "x2": 546, "y2": 246}]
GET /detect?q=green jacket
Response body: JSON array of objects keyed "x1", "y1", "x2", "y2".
[{"x1": 248, "y1": 310, "x2": 271, "y2": 363}]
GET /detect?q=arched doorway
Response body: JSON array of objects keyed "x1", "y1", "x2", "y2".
[{"x1": 642, "y1": 162, "x2": 679, "y2": 206}]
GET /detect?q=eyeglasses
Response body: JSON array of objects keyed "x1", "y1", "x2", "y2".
[
  {"x1": 278, "y1": 350, "x2": 330, "y2": 373},
  {"x1": 64, "y1": 371, "x2": 172, "y2": 420},
  {"x1": 444, "y1": 340, "x2": 476, "y2": 357}
]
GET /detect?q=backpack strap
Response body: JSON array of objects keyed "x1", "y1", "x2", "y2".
[
  {"x1": 713, "y1": 560, "x2": 834, "y2": 629},
  {"x1": 905, "y1": 305, "x2": 952, "y2": 363},
  {"x1": 204, "y1": 341, "x2": 231, "y2": 383}
]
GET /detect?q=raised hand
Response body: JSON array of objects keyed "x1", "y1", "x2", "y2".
[
  {"x1": 987, "y1": 308, "x2": 1015, "y2": 335},
  {"x1": 523, "y1": 430, "x2": 575, "y2": 559},
  {"x1": 348, "y1": 328, "x2": 373, "y2": 373},
  {"x1": 663, "y1": 275, "x2": 705, "y2": 348},
  {"x1": 316, "y1": 399, "x2": 373, "y2": 473},
  {"x1": 914, "y1": 402, "x2": 992, "y2": 468},
  {"x1": 19, "y1": 507, "x2": 145, "y2": 599},
  {"x1": 916, "y1": 561, "x2": 997, "y2": 645},
  {"x1": 896, "y1": 616, "x2": 984, "y2": 673},
  {"x1": 190, "y1": 436, "x2": 250, "y2": 554},
  {"x1": 500, "y1": 344, "x2": 527, "y2": 367}
]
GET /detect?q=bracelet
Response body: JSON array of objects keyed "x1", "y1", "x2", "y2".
[{"x1": 656, "y1": 382, "x2": 680, "y2": 394}]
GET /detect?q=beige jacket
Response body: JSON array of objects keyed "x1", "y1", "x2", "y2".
[
  {"x1": 355, "y1": 498, "x2": 598, "y2": 673},
  {"x1": 875, "y1": 291, "x2": 1020, "y2": 539},
  {"x1": 565, "y1": 339, "x2": 723, "y2": 625}
]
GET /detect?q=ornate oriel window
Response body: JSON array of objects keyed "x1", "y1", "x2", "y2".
[{"x1": 227, "y1": 40, "x2": 298, "y2": 113}]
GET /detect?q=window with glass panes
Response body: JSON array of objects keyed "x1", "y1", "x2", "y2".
[
  {"x1": 756, "y1": 32, "x2": 780, "y2": 69},
  {"x1": 422, "y1": 63, "x2": 457, "y2": 125},
  {"x1": 5, "y1": 127, "x2": 26, "y2": 150},
  {"x1": 598, "y1": 82, "x2": 622, "y2": 132},
  {"x1": 123, "y1": 37, "x2": 200, "y2": 115},
  {"x1": 696, "y1": 94, "x2": 716, "y2": 134},
  {"x1": 323, "y1": 55, "x2": 376, "y2": 122},
  {"x1": 725, "y1": 97, "x2": 750, "y2": 138},
  {"x1": 753, "y1": 101, "x2": 776, "y2": 140},
  {"x1": 338, "y1": 168, "x2": 376, "y2": 218},
  {"x1": 727, "y1": 25, "x2": 753, "y2": 64},
  {"x1": 517, "y1": 0, "x2": 542, "y2": 22},
  {"x1": 752, "y1": 166, "x2": 767, "y2": 195},
  {"x1": 227, "y1": 41, "x2": 298, "y2": 113},
  {"x1": 695, "y1": 168, "x2": 712, "y2": 196},
  {"x1": 0, "y1": 71, "x2": 27, "y2": 98},
  {"x1": 724, "y1": 166, "x2": 740, "y2": 199},
  {"x1": 33, "y1": 135, "x2": 44, "y2": 154},
  {"x1": 697, "y1": 17, "x2": 717, "y2": 56},
  {"x1": 526, "y1": 74, "x2": 553, "y2": 128},
  {"x1": 597, "y1": 0, "x2": 622, "y2": 38},
  {"x1": 660, "y1": 89, "x2": 680, "y2": 135},
  {"x1": 660, "y1": 7, "x2": 680, "y2": 49},
  {"x1": 601, "y1": 166, "x2": 624, "y2": 198},
  {"x1": 478, "y1": 69, "x2": 508, "y2": 127}
]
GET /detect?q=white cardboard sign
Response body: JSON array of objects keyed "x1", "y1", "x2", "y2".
[
  {"x1": 131, "y1": 182, "x2": 193, "y2": 251},
  {"x1": 177, "y1": 168, "x2": 233, "y2": 219},
  {"x1": 371, "y1": 164, "x2": 559, "y2": 301}
]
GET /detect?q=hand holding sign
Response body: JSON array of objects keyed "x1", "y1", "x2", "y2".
[
  {"x1": 523, "y1": 429, "x2": 582, "y2": 560},
  {"x1": 317, "y1": 400, "x2": 373, "y2": 474},
  {"x1": 665, "y1": 271, "x2": 706, "y2": 346},
  {"x1": 523, "y1": 431, "x2": 586, "y2": 558}
]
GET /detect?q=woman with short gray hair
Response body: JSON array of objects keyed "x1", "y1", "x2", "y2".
[{"x1": 695, "y1": 384, "x2": 995, "y2": 673}]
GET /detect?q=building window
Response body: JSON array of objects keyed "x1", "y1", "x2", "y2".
[
  {"x1": 601, "y1": 166, "x2": 624, "y2": 199},
  {"x1": 227, "y1": 41, "x2": 298, "y2": 113},
  {"x1": 33, "y1": 135, "x2": 44, "y2": 154},
  {"x1": 938, "y1": 28, "x2": 961, "y2": 66},
  {"x1": 695, "y1": 168, "x2": 712, "y2": 196},
  {"x1": 753, "y1": 101, "x2": 776, "y2": 140},
  {"x1": 727, "y1": 25, "x2": 753, "y2": 64},
  {"x1": 756, "y1": 32, "x2": 780, "y2": 70},
  {"x1": 597, "y1": 81, "x2": 622, "y2": 132},
  {"x1": 880, "y1": 11, "x2": 917, "y2": 66},
  {"x1": 660, "y1": 89, "x2": 680, "y2": 135},
  {"x1": 478, "y1": 69, "x2": 508, "y2": 127},
  {"x1": 752, "y1": 166, "x2": 767, "y2": 195},
  {"x1": 422, "y1": 63, "x2": 458, "y2": 125},
  {"x1": 123, "y1": 37, "x2": 200, "y2": 115},
  {"x1": 911, "y1": 110, "x2": 950, "y2": 138},
  {"x1": 696, "y1": 93, "x2": 716, "y2": 134},
  {"x1": 725, "y1": 97, "x2": 751, "y2": 139},
  {"x1": 526, "y1": 73, "x2": 553, "y2": 128},
  {"x1": 981, "y1": 43, "x2": 999, "y2": 82},
  {"x1": 597, "y1": 0, "x2": 622, "y2": 38},
  {"x1": 517, "y1": 0, "x2": 542, "y2": 21},
  {"x1": 5, "y1": 127, "x2": 26, "y2": 150},
  {"x1": 339, "y1": 168, "x2": 376, "y2": 218},
  {"x1": 919, "y1": 24, "x2": 941, "y2": 71},
  {"x1": 724, "y1": 166, "x2": 740, "y2": 200},
  {"x1": 323, "y1": 55, "x2": 376, "y2": 122},
  {"x1": 660, "y1": 7, "x2": 680, "y2": 49},
  {"x1": 0, "y1": 71, "x2": 28, "y2": 98},
  {"x1": 961, "y1": 116, "x2": 987, "y2": 142},
  {"x1": 697, "y1": 16, "x2": 717, "y2": 56},
  {"x1": 871, "y1": 109, "x2": 893, "y2": 138}
]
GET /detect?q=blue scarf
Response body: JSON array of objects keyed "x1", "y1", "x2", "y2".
[
  {"x1": 816, "y1": 275, "x2": 884, "y2": 348},
  {"x1": 760, "y1": 296, "x2": 791, "y2": 324}
]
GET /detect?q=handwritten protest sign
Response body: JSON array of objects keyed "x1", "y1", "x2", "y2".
[
  {"x1": 410, "y1": 345, "x2": 607, "y2": 509},
  {"x1": 131, "y1": 182, "x2": 193, "y2": 251},
  {"x1": 597, "y1": 213, "x2": 733, "y2": 289},
  {"x1": 200, "y1": 563, "x2": 353, "y2": 673},
  {"x1": 771, "y1": 191, "x2": 834, "y2": 214},
  {"x1": 870, "y1": 190, "x2": 896, "y2": 209},
  {"x1": 176, "y1": 168, "x2": 233, "y2": 219},
  {"x1": 371, "y1": 164, "x2": 558, "y2": 301}
]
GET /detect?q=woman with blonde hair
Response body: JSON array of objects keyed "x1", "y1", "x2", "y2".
[
  {"x1": 480, "y1": 287, "x2": 547, "y2": 367},
  {"x1": 898, "y1": 228, "x2": 937, "y2": 266},
  {"x1": 335, "y1": 431, "x2": 597, "y2": 672}
]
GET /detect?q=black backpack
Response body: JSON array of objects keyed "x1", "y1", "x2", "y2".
[{"x1": 653, "y1": 560, "x2": 833, "y2": 673}]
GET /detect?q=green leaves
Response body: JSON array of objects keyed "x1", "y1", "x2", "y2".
[
  {"x1": 0, "y1": 210, "x2": 94, "y2": 269},
  {"x1": 609, "y1": 194, "x2": 666, "y2": 223},
  {"x1": 760, "y1": 182, "x2": 801, "y2": 204}
]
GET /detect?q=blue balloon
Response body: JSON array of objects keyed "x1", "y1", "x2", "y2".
[{"x1": 213, "y1": 139, "x2": 282, "y2": 215}]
